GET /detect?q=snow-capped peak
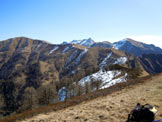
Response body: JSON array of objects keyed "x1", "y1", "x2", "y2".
[
  {"x1": 70, "y1": 38, "x2": 95, "y2": 47},
  {"x1": 113, "y1": 39, "x2": 128, "y2": 49},
  {"x1": 70, "y1": 40, "x2": 82, "y2": 44}
]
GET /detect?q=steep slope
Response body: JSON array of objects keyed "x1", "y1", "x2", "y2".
[
  {"x1": 139, "y1": 54, "x2": 162, "y2": 74},
  {"x1": 17, "y1": 74, "x2": 162, "y2": 122},
  {"x1": 113, "y1": 38, "x2": 162, "y2": 56},
  {"x1": 0, "y1": 37, "x2": 147, "y2": 117}
]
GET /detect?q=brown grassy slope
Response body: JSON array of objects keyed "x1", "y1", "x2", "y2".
[
  {"x1": 17, "y1": 74, "x2": 162, "y2": 122},
  {"x1": 0, "y1": 75, "x2": 150, "y2": 122},
  {"x1": 0, "y1": 74, "x2": 158, "y2": 122}
]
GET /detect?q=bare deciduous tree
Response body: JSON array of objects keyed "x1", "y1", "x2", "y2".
[
  {"x1": 21, "y1": 87, "x2": 38, "y2": 111},
  {"x1": 38, "y1": 84, "x2": 58, "y2": 105}
]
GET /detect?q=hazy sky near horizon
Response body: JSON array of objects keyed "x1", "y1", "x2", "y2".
[{"x1": 1, "y1": 0, "x2": 162, "y2": 47}]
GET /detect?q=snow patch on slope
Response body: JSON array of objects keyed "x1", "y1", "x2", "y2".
[
  {"x1": 113, "y1": 57, "x2": 127, "y2": 65},
  {"x1": 113, "y1": 39, "x2": 127, "y2": 49},
  {"x1": 48, "y1": 46, "x2": 59, "y2": 55},
  {"x1": 78, "y1": 70, "x2": 127, "y2": 89},
  {"x1": 35, "y1": 43, "x2": 42, "y2": 51},
  {"x1": 65, "y1": 50, "x2": 78, "y2": 66},
  {"x1": 62, "y1": 46, "x2": 71, "y2": 54},
  {"x1": 100, "y1": 52, "x2": 112, "y2": 66},
  {"x1": 76, "y1": 49, "x2": 88, "y2": 62},
  {"x1": 101, "y1": 73, "x2": 127, "y2": 89}
]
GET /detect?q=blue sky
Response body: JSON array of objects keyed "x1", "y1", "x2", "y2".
[{"x1": 1, "y1": 0, "x2": 162, "y2": 47}]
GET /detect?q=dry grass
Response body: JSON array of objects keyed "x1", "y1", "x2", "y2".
[
  {"x1": 1, "y1": 74, "x2": 162, "y2": 122},
  {"x1": 73, "y1": 44, "x2": 87, "y2": 49}
]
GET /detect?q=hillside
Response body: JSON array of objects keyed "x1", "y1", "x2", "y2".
[
  {"x1": 17, "y1": 74, "x2": 162, "y2": 122},
  {"x1": 1, "y1": 37, "x2": 162, "y2": 119},
  {"x1": 0, "y1": 37, "x2": 148, "y2": 117},
  {"x1": 139, "y1": 54, "x2": 162, "y2": 74}
]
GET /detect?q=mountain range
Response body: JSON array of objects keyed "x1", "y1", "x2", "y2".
[
  {"x1": 0, "y1": 37, "x2": 162, "y2": 118},
  {"x1": 65, "y1": 38, "x2": 162, "y2": 56}
]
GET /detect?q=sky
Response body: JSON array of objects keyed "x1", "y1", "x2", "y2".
[{"x1": 1, "y1": 0, "x2": 162, "y2": 47}]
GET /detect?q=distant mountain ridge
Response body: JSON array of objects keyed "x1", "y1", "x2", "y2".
[
  {"x1": 113, "y1": 38, "x2": 162, "y2": 56},
  {"x1": 69, "y1": 38, "x2": 95, "y2": 47},
  {"x1": 64, "y1": 38, "x2": 162, "y2": 56}
]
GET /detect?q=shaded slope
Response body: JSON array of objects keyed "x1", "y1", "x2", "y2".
[
  {"x1": 113, "y1": 38, "x2": 162, "y2": 56},
  {"x1": 139, "y1": 54, "x2": 162, "y2": 74}
]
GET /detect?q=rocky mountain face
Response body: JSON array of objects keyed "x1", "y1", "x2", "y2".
[
  {"x1": 67, "y1": 38, "x2": 162, "y2": 56},
  {"x1": 0, "y1": 37, "x2": 149, "y2": 117}
]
